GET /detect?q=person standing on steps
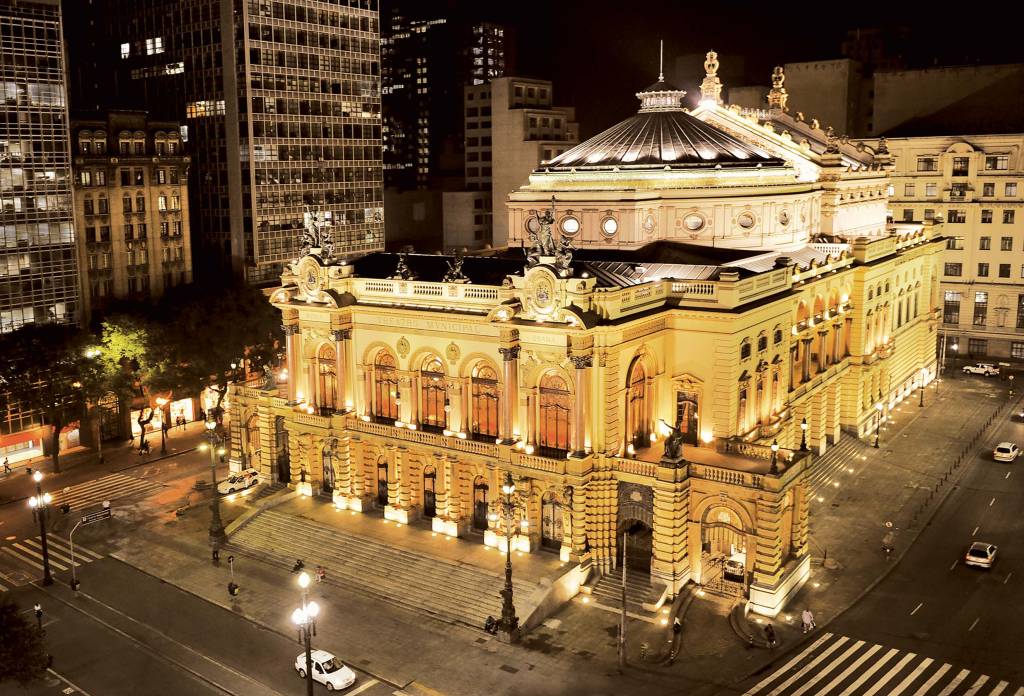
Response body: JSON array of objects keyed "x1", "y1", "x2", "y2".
[{"x1": 802, "y1": 609, "x2": 815, "y2": 633}]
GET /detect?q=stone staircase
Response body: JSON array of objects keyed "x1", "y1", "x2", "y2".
[
  {"x1": 247, "y1": 482, "x2": 287, "y2": 504},
  {"x1": 227, "y1": 509, "x2": 542, "y2": 629},
  {"x1": 588, "y1": 569, "x2": 654, "y2": 615}
]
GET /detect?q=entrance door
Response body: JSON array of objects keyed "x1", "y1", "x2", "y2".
[
  {"x1": 472, "y1": 478, "x2": 489, "y2": 531},
  {"x1": 423, "y1": 467, "x2": 436, "y2": 518},
  {"x1": 619, "y1": 520, "x2": 653, "y2": 573},
  {"x1": 274, "y1": 416, "x2": 290, "y2": 484},
  {"x1": 321, "y1": 447, "x2": 335, "y2": 495},
  {"x1": 541, "y1": 494, "x2": 563, "y2": 550},
  {"x1": 377, "y1": 458, "x2": 388, "y2": 507}
]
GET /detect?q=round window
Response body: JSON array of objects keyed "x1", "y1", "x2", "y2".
[
  {"x1": 600, "y1": 216, "x2": 618, "y2": 237},
  {"x1": 779, "y1": 210, "x2": 790, "y2": 226},
  {"x1": 683, "y1": 213, "x2": 705, "y2": 232},
  {"x1": 560, "y1": 216, "x2": 580, "y2": 236},
  {"x1": 525, "y1": 215, "x2": 541, "y2": 235},
  {"x1": 737, "y1": 212, "x2": 756, "y2": 229}
]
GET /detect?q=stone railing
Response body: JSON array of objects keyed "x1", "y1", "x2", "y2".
[
  {"x1": 611, "y1": 458, "x2": 657, "y2": 479},
  {"x1": 350, "y1": 278, "x2": 507, "y2": 309},
  {"x1": 690, "y1": 463, "x2": 764, "y2": 489},
  {"x1": 294, "y1": 412, "x2": 331, "y2": 429},
  {"x1": 510, "y1": 451, "x2": 566, "y2": 474}
]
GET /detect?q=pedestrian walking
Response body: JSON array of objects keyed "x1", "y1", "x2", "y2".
[
  {"x1": 672, "y1": 616, "x2": 682, "y2": 635},
  {"x1": 764, "y1": 624, "x2": 777, "y2": 648},
  {"x1": 2, "y1": 457, "x2": 10, "y2": 474},
  {"x1": 315, "y1": 565, "x2": 326, "y2": 583},
  {"x1": 801, "y1": 609, "x2": 815, "y2": 633}
]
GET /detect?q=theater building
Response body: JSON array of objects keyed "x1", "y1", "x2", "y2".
[{"x1": 228, "y1": 54, "x2": 943, "y2": 617}]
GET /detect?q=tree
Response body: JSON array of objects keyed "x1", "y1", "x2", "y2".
[
  {"x1": 0, "y1": 600, "x2": 49, "y2": 685},
  {"x1": 0, "y1": 324, "x2": 96, "y2": 474},
  {"x1": 98, "y1": 314, "x2": 160, "y2": 448}
]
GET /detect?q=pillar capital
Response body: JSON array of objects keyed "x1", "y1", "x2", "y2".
[
  {"x1": 282, "y1": 323, "x2": 301, "y2": 336},
  {"x1": 331, "y1": 328, "x2": 352, "y2": 342},
  {"x1": 499, "y1": 345, "x2": 520, "y2": 361},
  {"x1": 569, "y1": 354, "x2": 593, "y2": 370}
]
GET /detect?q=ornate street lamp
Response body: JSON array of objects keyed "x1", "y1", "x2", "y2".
[
  {"x1": 27, "y1": 471, "x2": 53, "y2": 586},
  {"x1": 489, "y1": 472, "x2": 522, "y2": 643},
  {"x1": 770, "y1": 439, "x2": 780, "y2": 475},
  {"x1": 199, "y1": 420, "x2": 227, "y2": 545},
  {"x1": 291, "y1": 600, "x2": 320, "y2": 696},
  {"x1": 156, "y1": 397, "x2": 169, "y2": 454},
  {"x1": 800, "y1": 418, "x2": 808, "y2": 452},
  {"x1": 874, "y1": 402, "x2": 884, "y2": 449}
]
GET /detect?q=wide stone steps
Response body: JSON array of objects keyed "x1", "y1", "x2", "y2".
[
  {"x1": 228, "y1": 509, "x2": 539, "y2": 628},
  {"x1": 590, "y1": 570, "x2": 652, "y2": 615}
]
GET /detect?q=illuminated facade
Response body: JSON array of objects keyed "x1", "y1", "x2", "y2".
[{"x1": 229, "y1": 54, "x2": 943, "y2": 618}]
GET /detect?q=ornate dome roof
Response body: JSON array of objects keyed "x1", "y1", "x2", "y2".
[{"x1": 544, "y1": 81, "x2": 784, "y2": 171}]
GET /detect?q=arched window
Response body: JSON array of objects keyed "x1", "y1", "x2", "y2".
[
  {"x1": 317, "y1": 344, "x2": 337, "y2": 412},
  {"x1": 423, "y1": 466, "x2": 437, "y2": 518},
  {"x1": 472, "y1": 477, "x2": 489, "y2": 531},
  {"x1": 627, "y1": 359, "x2": 647, "y2": 449},
  {"x1": 773, "y1": 326, "x2": 783, "y2": 345},
  {"x1": 740, "y1": 339, "x2": 752, "y2": 360},
  {"x1": 539, "y1": 373, "x2": 571, "y2": 456},
  {"x1": 420, "y1": 356, "x2": 447, "y2": 431},
  {"x1": 373, "y1": 352, "x2": 398, "y2": 421},
  {"x1": 757, "y1": 333, "x2": 768, "y2": 352},
  {"x1": 471, "y1": 363, "x2": 499, "y2": 439}
]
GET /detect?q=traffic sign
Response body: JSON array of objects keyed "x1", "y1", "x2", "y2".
[{"x1": 81, "y1": 508, "x2": 111, "y2": 525}]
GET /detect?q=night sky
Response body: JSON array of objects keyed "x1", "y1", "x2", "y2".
[{"x1": 442, "y1": 1, "x2": 1024, "y2": 139}]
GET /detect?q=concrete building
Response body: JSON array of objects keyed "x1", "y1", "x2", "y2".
[
  {"x1": 228, "y1": 53, "x2": 941, "y2": 621},
  {"x1": 72, "y1": 0, "x2": 384, "y2": 284},
  {"x1": 466, "y1": 77, "x2": 577, "y2": 248},
  {"x1": 871, "y1": 134, "x2": 1024, "y2": 361},
  {"x1": 1, "y1": 0, "x2": 81, "y2": 461},
  {"x1": 70, "y1": 111, "x2": 192, "y2": 321}
]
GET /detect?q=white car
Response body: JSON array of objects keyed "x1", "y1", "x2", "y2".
[
  {"x1": 963, "y1": 363, "x2": 1000, "y2": 376},
  {"x1": 993, "y1": 442, "x2": 1020, "y2": 462},
  {"x1": 295, "y1": 650, "x2": 356, "y2": 691},
  {"x1": 217, "y1": 468, "x2": 259, "y2": 494},
  {"x1": 965, "y1": 542, "x2": 997, "y2": 569}
]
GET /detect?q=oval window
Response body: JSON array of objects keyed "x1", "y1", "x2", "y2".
[
  {"x1": 643, "y1": 214, "x2": 657, "y2": 232},
  {"x1": 525, "y1": 215, "x2": 541, "y2": 235},
  {"x1": 737, "y1": 212, "x2": 756, "y2": 229},
  {"x1": 600, "y1": 216, "x2": 618, "y2": 237},
  {"x1": 560, "y1": 216, "x2": 580, "y2": 235},
  {"x1": 779, "y1": 210, "x2": 790, "y2": 226},
  {"x1": 683, "y1": 213, "x2": 705, "y2": 232}
]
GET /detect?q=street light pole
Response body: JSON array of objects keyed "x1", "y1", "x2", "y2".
[
  {"x1": 28, "y1": 471, "x2": 53, "y2": 586},
  {"x1": 800, "y1": 417, "x2": 808, "y2": 452},
  {"x1": 874, "y1": 402, "x2": 883, "y2": 449},
  {"x1": 200, "y1": 420, "x2": 226, "y2": 545},
  {"x1": 490, "y1": 472, "x2": 521, "y2": 643},
  {"x1": 291, "y1": 602, "x2": 319, "y2": 696},
  {"x1": 156, "y1": 397, "x2": 169, "y2": 454}
]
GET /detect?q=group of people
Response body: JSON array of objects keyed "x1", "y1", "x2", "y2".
[
  {"x1": 762, "y1": 609, "x2": 815, "y2": 649},
  {"x1": 291, "y1": 559, "x2": 327, "y2": 583}
]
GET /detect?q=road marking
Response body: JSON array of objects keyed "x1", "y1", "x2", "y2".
[
  {"x1": 989, "y1": 497, "x2": 996, "y2": 507},
  {"x1": 936, "y1": 669, "x2": 970, "y2": 696},
  {"x1": 816, "y1": 643, "x2": 881, "y2": 696},
  {"x1": 911, "y1": 663, "x2": 950, "y2": 696},
  {"x1": 788, "y1": 640, "x2": 865, "y2": 696},
  {"x1": 346, "y1": 680, "x2": 380, "y2": 696},
  {"x1": 838, "y1": 647, "x2": 899, "y2": 696},
  {"x1": 47, "y1": 668, "x2": 94, "y2": 696},
  {"x1": 949, "y1": 560, "x2": 958, "y2": 570},
  {"x1": 861, "y1": 653, "x2": 916, "y2": 696},
  {"x1": 990, "y1": 681, "x2": 1009, "y2": 696},
  {"x1": 910, "y1": 602, "x2": 923, "y2": 615},
  {"x1": 972, "y1": 526, "x2": 979, "y2": 536},
  {"x1": 968, "y1": 617, "x2": 980, "y2": 632},
  {"x1": 11, "y1": 543, "x2": 69, "y2": 571},
  {"x1": 963, "y1": 675, "x2": 989, "y2": 696},
  {"x1": 766, "y1": 636, "x2": 849, "y2": 696},
  {"x1": 741, "y1": 632, "x2": 835, "y2": 696},
  {"x1": 888, "y1": 657, "x2": 933, "y2": 696},
  {"x1": 2, "y1": 546, "x2": 44, "y2": 571},
  {"x1": 1006, "y1": 471, "x2": 1012, "y2": 479},
  {"x1": 1005, "y1": 572, "x2": 1013, "y2": 584}
]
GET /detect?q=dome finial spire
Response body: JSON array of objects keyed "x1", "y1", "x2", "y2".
[
  {"x1": 700, "y1": 50, "x2": 723, "y2": 105},
  {"x1": 658, "y1": 39, "x2": 664, "y2": 82}
]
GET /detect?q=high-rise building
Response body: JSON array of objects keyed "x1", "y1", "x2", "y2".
[
  {"x1": 70, "y1": 111, "x2": 193, "y2": 321},
  {"x1": 0, "y1": 0, "x2": 78, "y2": 332},
  {"x1": 70, "y1": 0, "x2": 384, "y2": 284},
  {"x1": 381, "y1": 4, "x2": 509, "y2": 190}
]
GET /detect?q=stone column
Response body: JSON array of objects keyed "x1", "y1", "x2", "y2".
[
  {"x1": 306, "y1": 360, "x2": 317, "y2": 407},
  {"x1": 651, "y1": 465, "x2": 691, "y2": 595},
  {"x1": 752, "y1": 494, "x2": 784, "y2": 588},
  {"x1": 332, "y1": 329, "x2": 350, "y2": 411},
  {"x1": 447, "y1": 378, "x2": 463, "y2": 433},
  {"x1": 801, "y1": 337, "x2": 813, "y2": 382},
  {"x1": 331, "y1": 436, "x2": 351, "y2": 506},
  {"x1": 357, "y1": 364, "x2": 370, "y2": 417},
  {"x1": 817, "y1": 331, "x2": 829, "y2": 371},
  {"x1": 283, "y1": 324, "x2": 300, "y2": 403},
  {"x1": 789, "y1": 344, "x2": 798, "y2": 390},
  {"x1": 570, "y1": 355, "x2": 592, "y2": 456},
  {"x1": 791, "y1": 482, "x2": 810, "y2": 557},
  {"x1": 499, "y1": 345, "x2": 520, "y2": 442}
]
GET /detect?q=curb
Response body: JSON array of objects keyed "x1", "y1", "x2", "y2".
[{"x1": 732, "y1": 393, "x2": 1020, "y2": 685}]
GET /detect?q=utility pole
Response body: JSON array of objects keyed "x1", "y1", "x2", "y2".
[{"x1": 618, "y1": 530, "x2": 627, "y2": 670}]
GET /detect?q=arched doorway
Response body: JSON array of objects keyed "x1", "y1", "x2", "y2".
[
  {"x1": 274, "y1": 416, "x2": 289, "y2": 483},
  {"x1": 419, "y1": 356, "x2": 447, "y2": 432},
  {"x1": 423, "y1": 466, "x2": 436, "y2": 518},
  {"x1": 373, "y1": 352, "x2": 398, "y2": 421},
  {"x1": 700, "y1": 506, "x2": 749, "y2": 597},
  {"x1": 472, "y1": 477, "x2": 489, "y2": 531},
  {"x1": 541, "y1": 492, "x2": 563, "y2": 551},
  {"x1": 538, "y1": 373, "x2": 571, "y2": 456},
  {"x1": 376, "y1": 457, "x2": 388, "y2": 507},
  {"x1": 618, "y1": 519, "x2": 653, "y2": 573},
  {"x1": 626, "y1": 359, "x2": 647, "y2": 450},
  {"x1": 244, "y1": 414, "x2": 261, "y2": 469},
  {"x1": 321, "y1": 444, "x2": 335, "y2": 495},
  {"x1": 317, "y1": 344, "x2": 337, "y2": 413}
]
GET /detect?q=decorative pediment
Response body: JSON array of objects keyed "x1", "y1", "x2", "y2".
[{"x1": 672, "y1": 372, "x2": 705, "y2": 391}]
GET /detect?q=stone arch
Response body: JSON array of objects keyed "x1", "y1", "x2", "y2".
[
  {"x1": 795, "y1": 300, "x2": 810, "y2": 323},
  {"x1": 532, "y1": 363, "x2": 575, "y2": 393},
  {"x1": 691, "y1": 493, "x2": 755, "y2": 534},
  {"x1": 409, "y1": 347, "x2": 447, "y2": 376},
  {"x1": 458, "y1": 352, "x2": 501, "y2": 379},
  {"x1": 362, "y1": 341, "x2": 396, "y2": 366},
  {"x1": 812, "y1": 294, "x2": 825, "y2": 316}
]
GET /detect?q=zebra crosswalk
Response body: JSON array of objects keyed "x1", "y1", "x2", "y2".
[
  {"x1": 742, "y1": 632, "x2": 1021, "y2": 696},
  {"x1": 50, "y1": 472, "x2": 164, "y2": 512},
  {"x1": 0, "y1": 535, "x2": 104, "y2": 591}
]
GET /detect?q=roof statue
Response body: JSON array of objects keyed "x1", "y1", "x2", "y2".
[
  {"x1": 824, "y1": 126, "x2": 841, "y2": 154},
  {"x1": 768, "y1": 66, "x2": 788, "y2": 113},
  {"x1": 300, "y1": 207, "x2": 334, "y2": 260},
  {"x1": 700, "y1": 50, "x2": 723, "y2": 105},
  {"x1": 876, "y1": 136, "x2": 889, "y2": 155},
  {"x1": 442, "y1": 250, "x2": 470, "y2": 284},
  {"x1": 391, "y1": 252, "x2": 416, "y2": 280},
  {"x1": 525, "y1": 197, "x2": 573, "y2": 272}
]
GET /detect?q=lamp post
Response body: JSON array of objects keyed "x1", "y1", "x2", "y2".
[
  {"x1": 199, "y1": 420, "x2": 226, "y2": 545},
  {"x1": 1010, "y1": 374, "x2": 1015, "y2": 398},
  {"x1": 33, "y1": 603, "x2": 43, "y2": 633},
  {"x1": 919, "y1": 368, "x2": 926, "y2": 407},
  {"x1": 489, "y1": 472, "x2": 521, "y2": 643},
  {"x1": 27, "y1": 471, "x2": 53, "y2": 586},
  {"x1": 155, "y1": 397, "x2": 169, "y2": 454},
  {"x1": 874, "y1": 402, "x2": 883, "y2": 448},
  {"x1": 291, "y1": 600, "x2": 320, "y2": 696},
  {"x1": 799, "y1": 417, "x2": 808, "y2": 452},
  {"x1": 770, "y1": 439, "x2": 780, "y2": 475}
]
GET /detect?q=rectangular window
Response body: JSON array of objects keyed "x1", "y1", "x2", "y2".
[
  {"x1": 97, "y1": 198, "x2": 108, "y2": 214},
  {"x1": 79, "y1": 171, "x2": 91, "y2": 186},
  {"x1": 946, "y1": 236, "x2": 964, "y2": 250},
  {"x1": 983, "y1": 183, "x2": 995, "y2": 197},
  {"x1": 982, "y1": 209, "x2": 993, "y2": 224},
  {"x1": 974, "y1": 291, "x2": 988, "y2": 326},
  {"x1": 948, "y1": 210, "x2": 966, "y2": 223},
  {"x1": 1001, "y1": 236, "x2": 1013, "y2": 251},
  {"x1": 120, "y1": 42, "x2": 130, "y2": 59},
  {"x1": 1012, "y1": 343, "x2": 1024, "y2": 360},
  {"x1": 120, "y1": 169, "x2": 130, "y2": 187},
  {"x1": 917, "y1": 157, "x2": 938, "y2": 172},
  {"x1": 925, "y1": 183, "x2": 937, "y2": 197},
  {"x1": 157, "y1": 195, "x2": 167, "y2": 211},
  {"x1": 169, "y1": 167, "x2": 179, "y2": 185},
  {"x1": 943, "y1": 290, "x2": 961, "y2": 324},
  {"x1": 122, "y1": 195, "x2": 131, "y2": 213},
  {"x1": 1000, "y1": 264, "x2": 1011, "y2": 278},
  {"x1": 980, "y1": 236, "x2": 991, "y2": 250},
  {"x1": 83, "y1": 199, "x2": 94, "y2": 215},
  {"x1": 1018, "y1": 295, "x2": 1024, "y2": 329},
  {"x1": 1007, "y1": 183, "x2": 1018, "y2": 197},
  {"x1": 952, "y1": 156, "x2": 970, "y2": 176},
  {"x1": 903, "y1": 183, "x2": 915, "y2": 197},
  {"x1": 1003, "y1": 210, "x2": 1015, "y2": 224},
  {"x1": 985, "y1": 155, "x2": 1009, "y2": 170},
  {"x1": 968, "y1": 338, "x2": 988, "y2": 355},
  {"x1": 133, "y1": 169, "x2": 144, "y2": 186},
  {"x1": 924, "y1": 208, "x2": 935, "y2": 220},
  {"x1": 978, "y1": 263, "x2": 989, "y2": 277},
  {"x1": 95, "y1": 170, "x2": 105, "y2": 186},
  {"x1": 902, "y1": 209, "x2": 914, "y2": 222},
  {"x1": 944, "y1": 262, "x2": 962, "y2": 276},
  {"x1": 950, "y1": 183, "x2": 968, "y2": 199},
  {"x1": 156, "y1": 169, "x2": 166, "y2": 184}
]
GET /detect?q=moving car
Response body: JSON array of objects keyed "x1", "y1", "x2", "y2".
[
  {"x1": 217, "y1": 468, "x2": 259, "y2": 494},
  {"x1": 993, "y1": 442, "x2": 1020, "y2": 462},
  {"x1": 965, "y1": 542, "x2": 997, "y2": 569},
  {"x1": 723, "y1": 558, "x2": 745, "y2": 582},
  {"x1": 1013, "y1": 408, "x2": 1024, "y2": 422},
  {"x1": 962, "y1": 363, "x2": 1000, "y2": 376},
  {"x1": 295, "y1": 650, "x2": 356, "y2": 691}
]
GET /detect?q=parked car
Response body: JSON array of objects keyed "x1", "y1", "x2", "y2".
[
  {"x1": 963, "y1": 363, "x2": 1000, "y2": 376},
  {"x1": 217, "y1": 468, "x2": 260, "y2": 494},
  {"x1": 993, "y1": 442, "x2": 1020, "y2": 463},
  {"x1": 1012, "y1": 408, "x2": 1024, "y2": 422},
  {"x1": 295, "y1": 649, "x2": 356, "y2": 691},
  {"x1": 723, "y1": 558, "x2": 745, "y2": 581},
  {"x1": 965, "y1": 542, "x2": 997, "y2": 569}
]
